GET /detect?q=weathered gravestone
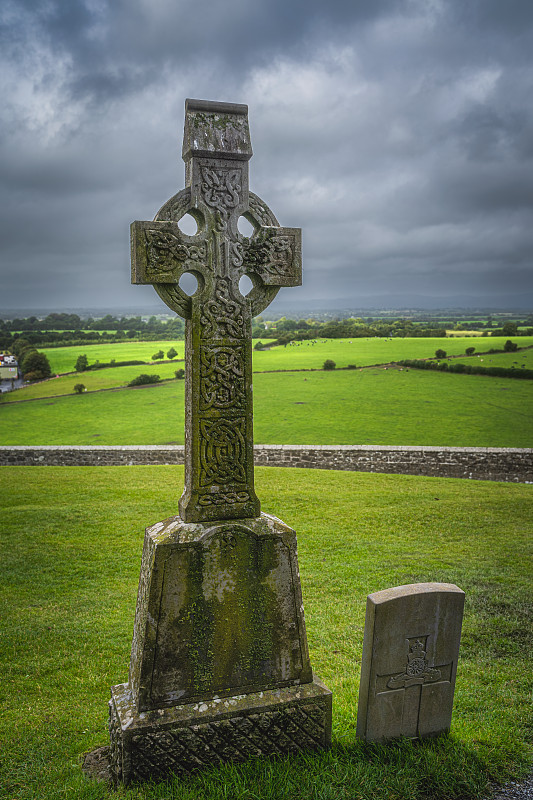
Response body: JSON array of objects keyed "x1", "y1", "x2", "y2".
[
  {"x1": 356, "y1": 583, "x2": 464, "y2": 742},
  {"x1": 108, "y1": 99, "x2": 332, "y2": 784}
]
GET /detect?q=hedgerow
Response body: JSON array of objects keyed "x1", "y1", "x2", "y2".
[{"x1": 398, "y1": 359, "x2": 533, "y2": 379}]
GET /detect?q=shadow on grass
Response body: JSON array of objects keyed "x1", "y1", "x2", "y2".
[{"x1": 125, "y1": 735, "x2": 491, "y2": 800}]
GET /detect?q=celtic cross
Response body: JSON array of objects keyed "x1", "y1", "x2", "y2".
[{"x1": 131, "y1": 99, "x2": 302, "y2": 523}]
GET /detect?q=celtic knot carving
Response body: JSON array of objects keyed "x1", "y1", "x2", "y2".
[
  {"x1": 144, "y1": 228, "x2": 206, "y2": 276},
  {"x1": 244, "y1": 230, "x2": 295, "y2": 280},
  {"x1": 199, "y1": 417, "x2": 246, "y2": 486},
  {"x1": 200, "y1": 277, "x2": 245, "y2": 339},
  {"x1": 231, "y1": 240, "x2": 244, "y2": 268},
  {"x1": 201, "y1": 167, "x2": 241, "y2": 215},
  {"x1": 198, "y1": 490, "x2": 250, "y2": 507},
  {"x1": 248, "y1": 192, "x2": 279, "y2": 226},
  {"x1": 200, "y1": 345, "x2": 245, "y2": 410}
]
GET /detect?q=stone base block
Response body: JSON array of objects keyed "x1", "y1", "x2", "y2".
[{"x1": 109, "y1": 676, "x2": 332, "y2": 785}]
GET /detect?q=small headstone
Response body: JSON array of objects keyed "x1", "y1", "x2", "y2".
[{"x1": 356, "y1": 583, "x2": 464, "y2": 741}]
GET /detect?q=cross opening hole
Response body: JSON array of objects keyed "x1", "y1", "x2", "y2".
[
  {"x1": 238, "y1": 215, "x2": 255, "y2": 238},
  {"x1": 239, "y1": 274, "x2": 254, "y2": 297},
  {"x1": 178, "y1": 213, "x2": 199, "y2": 236},
  {"x1": 179, "y1": 272, "x2": 199, "y2": 296}
]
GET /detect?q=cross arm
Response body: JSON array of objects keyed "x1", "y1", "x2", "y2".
[
  {"x1": 131, "y1": 220, "x2": 207, "y2": 285},
  {"x1": 243, "y1": 226, "x2": 302, "y2": 288}
]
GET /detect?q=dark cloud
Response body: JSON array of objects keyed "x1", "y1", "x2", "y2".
[{"x1": 0, "y1": 0, "x2": 532, "y2": 312}]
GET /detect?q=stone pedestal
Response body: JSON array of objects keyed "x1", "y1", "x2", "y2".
[{"x1": 109, "y1": 512, "x2": 332, "y2": 784}]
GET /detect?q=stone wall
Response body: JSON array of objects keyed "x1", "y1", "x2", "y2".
[{"x1": 1, "y1": 445, "x2": 531, "y2": 483}]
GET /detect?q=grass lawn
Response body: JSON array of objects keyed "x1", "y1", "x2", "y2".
[
  {"x1": 1, "y1": 367, "x2": 532, "y2": 447},
  {"x1": 41, "y1": 341, "x2": 187, "y2": 374},
  {"x1": 1, "y1": 466, "x2": 531, "y2": 799},
  {"x1": 0, "y1": 362, "x2": 184, "y2": 403},
  {"x1": 252, "y1": 337, "x2": 533, "y2": 371},
  {"x1": 38, "y1": 337, "x2": 533, "y2": 377},
  {"x1": 450, "y1": 350, "x2": 533, "y2": 370}
]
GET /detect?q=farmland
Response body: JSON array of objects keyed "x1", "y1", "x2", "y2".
[
  {"x1": 1, "y1": 366, "x2": 532, "y2": 447},
  {"x1": 1, "y1": 336, "x2": 532, "y2": 447}
]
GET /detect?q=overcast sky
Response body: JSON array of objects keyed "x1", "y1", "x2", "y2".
[{"x1": 1, "y1": 0, "x2": 532, "y2": 314}]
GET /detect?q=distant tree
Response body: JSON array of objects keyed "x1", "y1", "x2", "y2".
[
  {"x1": 128, "y1": 374, "x2": 161, "y2": 386},
  {"x1": 21, "y1": 351, "x2": 51, "y2": 380},
  {"x1": 74, "y1": 383, "x2": 85, "y2": 394},
  {"x1": 152, "y1": 350, "x2": 164, "y2": 361},
  {"x1": 323, "y1": 359, "x2": 336, "y2": 370},
  {"x1": 166, "y1": 347, "x2": 178, "y2": 360},
  {"x1": 23, "y1": 371, "x2": 44, "y2": 382},
  {"x1": 504, "y1": 339, "x2": 518, "y2": 352},
  {"x1": 75, "y1": 354, "x2": 88, "y2": 372},
  {"x1": 11, "y1": 338, "x2": 33, "y2": 358},
  {"x1": 254, "y1": 341, "x2": 265, "y2": 350},
  {"x1": 435, "y1": 349, "x2": 447, "y2": 359},
  {"x1": 502, "y1": 322, "x2": 517, "y2": 336},
  {"x1": 175, "y1": 368, "x2": 185, "y2": 379},
  {"x1": 465, "y1": 347, "x2": 476, "y2": 356}
]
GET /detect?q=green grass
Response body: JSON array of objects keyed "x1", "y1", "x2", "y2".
[
  {"x1": 1, "y1": 362, "x2": 184, "y2": 402},
  {"x1": 252, "y1": 337, "x2": 533, "y2": 371},
  {"x1": 38, "y1": 337, "x2": 533, "y2": 377},
  {"x1": 451, "y1": 349, "x2": 533, "y2": 370},
  {"x1": 1, "y1": 466, "x2": 532, "y2": 799},
  {"x1": 1, "y1": 367, "x2": 532, "y2": 447},
  {"x1": 3, "y1": 337, "x2": 529, "y2": 406},
  {"x1": 40, "y1": 341, "x2": 186, "y2": 374}
]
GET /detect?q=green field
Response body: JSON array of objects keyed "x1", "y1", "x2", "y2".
[
  {"x1": 3, "y1": 336, "x2": 532, "y2": 448},
  {"x1": 1, "y1": 362, "x2": 184, "y2": 402},
  {"x1": 1, "y1": 367, "x2": 532, "y2": 447},
  {"x1": 38, "y1": 336, "x2": 533, "y2": 376},
  {"x1": 41, "y1": 340, "x2": 187, "y2": 374},
  {"x1": 1, "y1": 466, "x2": 531, "y2": 799},
  {"x1": 451, "y1": 349, "x2": 533, "y2": 370}
]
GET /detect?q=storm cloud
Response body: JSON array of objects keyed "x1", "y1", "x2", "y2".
[{"x1": 1, "y1": 0, "x2": 532, "y2": 312}]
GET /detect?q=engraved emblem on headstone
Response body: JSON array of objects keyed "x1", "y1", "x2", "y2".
[{"x1": 386, "y1": 637, "x2": 442, "y2": 688}]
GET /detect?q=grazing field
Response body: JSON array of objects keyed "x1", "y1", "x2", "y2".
[
  {"x1": 0, "y1": 362, "x2": 184, "y2": 402},
  {"x1": 1, "y1": 466, "x2": 531, "y2": 799},
  {"x1": 38, "y1": 336, "x2": 533, "y2": 376},
  {"x1": 41, "y1": 340, "x2": 187, "y2": 374},
  {"x1": 1, "y1": 367, "x2": 532, "y2": 447},
  {"x1": 252, "y1": 336, "x2": 533, "y2": 371},
  {"x1": 451, "y1": 349, "x2": 533, "y2": 370}
]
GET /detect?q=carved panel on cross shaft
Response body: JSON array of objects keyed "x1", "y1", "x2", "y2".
[
  {"x1": 199, "y1": 416, "x2": 247, "y2": 487},
  {"x1": 201, "y1": 166, "x2": 242, "y2": 218},
  {"x1": 200, "y1": 344, "x2": 245, "y2": 411},
  {"x1": 197, "y1": 489, "x2": 250, "y2": 508},
  {"x1": 200, "y1": 277, "x2": 246, "y2": 339}
]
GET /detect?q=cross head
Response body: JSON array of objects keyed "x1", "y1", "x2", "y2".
[{"x1": 131, "y1": 99, "x2": 302, "y2": 522}]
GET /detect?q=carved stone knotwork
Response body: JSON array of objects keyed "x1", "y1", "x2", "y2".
[
  {"x1": 106, "y1": 100, "x2": 332, "y2": 787},
  {"x1": 131, "y1": 98, "x2": 301, "y2": 523}
]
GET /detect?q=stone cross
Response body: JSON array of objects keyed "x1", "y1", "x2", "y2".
[
  {"x1": 107, "y1": 100, "x2": 330, "y2": 786},
  {"x1": 131, "y1": 99, "x2": 301, "y2": 523}
]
